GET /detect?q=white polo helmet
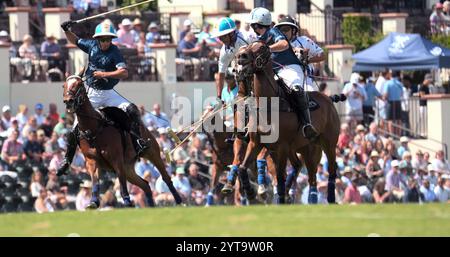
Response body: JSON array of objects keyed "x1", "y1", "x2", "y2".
[
  {"x1": 93, "y1": 22, "x2": 117, "y2": 38},
  {"x1": 247, "y1": 7, "x2": 272, "y2": 26}
]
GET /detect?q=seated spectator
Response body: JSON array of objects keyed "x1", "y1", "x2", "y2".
[
  {"x1": 177, "y1": 32, "x2": 202, "y2": 80},
  {"x1": 147, "y1": 103, "x2": 170, "y2": 129},
  {"x1": 189, "y1": 136, "x2": 207, "y2": 163},
  {"x1": 39, "y1": 116, "x2": 54, "y2": 138},
  {"x1": 172, "y1": 166, "x2": 192, "y2": 202},
  {"x1": 179, "y1": 19, "x2": 193, "y2": 42},
  {"x1": 366, "y1": 150, "x2": 383, "y2": 188},
  {"x1": 48, "y1": 147, "x2": 64, "y2": 172},
  {"x1": 23, "y1": 130, "x2": 44, "y2": 165},
  {"x1": 343, "y1": 175, "x2": 362, "y2": 204},
  {"x1": 196, "y1": 23, "x2": 221, "y2": 57},
  {"x1": 404, "y1": 178, "x2": 423, "y2": 203},
  {"x1": 18, "y1": 34, "x2": 46, "y2": 81},
  {"x1": 385, "y1": 160, "x2": 405, "y2": 202},
  {"x1": 397, "y1": 136, "x2": 410, "y2": 159},
  {"x1": 1, "y1": 129, "x2": 25, "y2": 169},
  {"x1": 53, "y1": 113, "x2": 67, "y2": 136},
  {"x1": 157, "y1": 128, "x2": 173, "y2": 152},
  {"x1": 45, "y1": 169, "x2": 60, "y2": 192},
  {"x1": 154, "y1": 173, "x2": 175, "y2": 206},
  {"x1": 43, "y1": 131, "x2": 59, "y2": 162},
  {"x1": 420, "y1": 179, "x2": 436, "y2": 203},
  {"x1": 427, "y1": 164, "x2": 439, "y2": 187},
  {"x1": 0, "y1": 105, "x2": 12, "y2": 137},
  {"x1": 431, "y1": 150, "x2": 450, "y2": 174},
  {"x1": 15, "y1": 104, "x2": 28, "y2": 131},
  {"x1": 41, "y1": 34, "x2": 64, "y2": 80},
  {"x1": 136, "y1": 32, "x2": 151, "y2": 58},
  {"x1": 374, "y1": 138, "x2": 384, "y2": 154},
  {"x1": 30, "y1": 170, "x2": 44, "y2": 199},
  {"x1": 412, "y1": 150, "x2": 428, "y2": 174},
  {"x1": 47, "y1": 103, "x2": 60, "y2": 127},
  {"x1": 71, "y1": 148, "x2": 87, "y2": 174},
  {"x1": 100, "y1": 189, "x2": 118, "y2": 209},
  {"x1": 372, "y1": 178, "x2": 390, "y2": 203},
  {"x1": 76, "y1": 180, "x2": 92, "y2": 211},
  {"x1": 187, "y1": 163, "x2": 209, "y2": 205},
  {"x1": 316, "y1": 163, "x2": 328, "y2": 183},
  {"x1": 115, "y1": 18, "x2": 137, "y2": 49},
  {"x1": 434, "y1": 176, "x2": 450, "y2": 203},
  {"x1": 34, "y1": 188, "x2": 55, "y2": 213},
  {"x1": 33, "y1": 103, "x2": 45, "y2": 126},
  {"x1": 337, "y1": 123, "x2": 351, "y2": 150},
  {"x1": 401, "y1": 151, "x2": 413, "y2": 176},
  {"x1": 340, "y1": 166, "x2": 353, "y2": 188},
  {"x1": 135, "y1": 157, "x2": 160, "y2": 181},
  {"x1": 172, "y1": 140, "x2": 189, "y2": 166},
  {"x1": 21, "y1": 116, "x2": 39, "y2": 140}
]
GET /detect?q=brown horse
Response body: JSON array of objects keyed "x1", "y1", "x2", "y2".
[
  {"x1": 235, "y1": 41, "x2": 344, "y2": 204},
  {"x1": 62, "y1": 72, "x2": 182, "y2": 208}
]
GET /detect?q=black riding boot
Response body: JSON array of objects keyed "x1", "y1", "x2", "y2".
[
  {"x1": 57, "y1": 126, "x2": 78, "y2": 176},
  {"x1": 292, "y1": 85, "x2": 319, "y2": 140},
  {"x1": 126, "y1": 103, "x2": 149, "y2": 157}
]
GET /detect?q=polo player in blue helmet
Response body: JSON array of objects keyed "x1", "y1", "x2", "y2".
[
  {"x1": 248, "y1": 7, "x2": 319, "y2": 141},
  {"x1": 57, "y1": 21, "x2": 148, "y2": 176},
  {"x1": 211, "y1": 17, "x2": 270, "y2": 200}
]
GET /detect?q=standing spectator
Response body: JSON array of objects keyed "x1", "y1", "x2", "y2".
[
  {"x1": 76, "y1": 180, "x2": 93, "y2": 211},
  {"x1": 41, "y1": 34, "x2": 64, "y2": 79},
  {"x1": 420, "y1": 179, "x2": 436, "y2": 203},
  {"x1": 33, "y1": 103, "x2": 45, "y2": 126},
  {"x1": 401, "y1": 75, "x2": 412, "y2": 136},
  {"x1": 1, "y1": 129, "x2": 25, "y2": 169},
  {"x1": 116, "y1": 18, "x2": 137, "y2": 49},
  {"x1": 342, "y1": 73, "x2": 367, "y2": 129},
  {"x1": 132, "y1": 18, "x2": 144, "y2": 43},
  {"x1": 385, "y1": 160, "x2": 404, "y2": 202},
  {"x1": 375, "y1": 70, "x2": 389, "y2": 133},
  {"x1": 431, "y1": 150, "x2": 450, "y2": 174},
  {"x1": 434, "y1": 176, "x2": 449, "y2": 203},
  {"x1": 179, "y1": 19, "x2": 193, "y2": 42},
  {"x1": 362, "y1": 76, "x2": 382, "y2": 127},
  {"x1": 172, "y1": 167, "x2": 192, "y2": 202},
  {"x1": 382, "y1": 71, "x2": 403, "y2": 137},
  {"x1": 430, "y1": 3, "x2": 447, "y2": 34},
  {"x1": 418, "y1": 74, "x2": 433, "y2": 136},
  {"x1": 34, "y1": 188, "x2": 55, "y2": 213},
  {"x1": 343, "y1": 175, "x2": 362, "y2": 204},
  {"x1": 146, "y1": 22, "x2": 162, "y2": 45},
  {"x1": 147, "y1": 103, "x2": 170, "y2": 129}
]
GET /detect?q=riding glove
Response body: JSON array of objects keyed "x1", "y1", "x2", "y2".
[{"x1": 61, "y1": 21, "x2": 76, "y2": 32}]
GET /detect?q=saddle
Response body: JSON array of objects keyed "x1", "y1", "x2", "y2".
[
  {"x1": 275, "y1": 79, "x2": 320, "y2": 112},
  {"x1": 98, "y1": 107, "x2": 132, "y2": 132}
]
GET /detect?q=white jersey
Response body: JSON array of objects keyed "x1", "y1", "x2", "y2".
[
  {"x1": 290, "y1": 36, "x2": 323, "y2": 90},
  {"x1": 218, "y1": 31, "x2": 253, "y2": 74}
]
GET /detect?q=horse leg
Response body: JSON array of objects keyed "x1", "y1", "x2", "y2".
[
  {"x1": 222, "y1": 137, "x2": 245, "y2": 194},
  {"x1": 125, "y1": 166, "x2": 155, "y2": 207},
  {"x1": 238, "y1": 136, "x2": 263, "y2": 200},
  {"x1": 86, "y1": 158, "x2": 100, "y2": 209},
  {"x1": 113, "y1": 160, "x2": 133, "y2": 207},
  {"x1": 300, "y1": 144, "x2": 321, "y2": 204},
  {"x1": 273, "y1": 148, "x2": 288, "y2": 204},
  {"x1": 286, "y1": 150, "x2": 302, "y2": 204},
  {"x1": 142, "y1": 142, "x2": 182, "y2": 205},
  {"x1": 319, "y1": 137, "x2": 338, "y2": 204},
  {"x1": 256, "y1": 148, "x2": 268, "y2": 197}
]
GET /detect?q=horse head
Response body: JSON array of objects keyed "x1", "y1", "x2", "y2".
[
  {"x1": 63, "y1": 68, "x2": 86, "y2": 113},
  {"x1": 237, "y1": 41, "x2": 271, "y2": 77}
]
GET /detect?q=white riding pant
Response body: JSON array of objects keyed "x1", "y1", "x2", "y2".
[
  {"x1": 276, "y1": 64, "x2": 306, "y2": 90},
  {"x1": 73, "y1": 86, "x2": 130, "y2": 126}
]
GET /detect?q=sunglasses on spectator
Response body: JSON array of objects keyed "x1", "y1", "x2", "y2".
[{"x1": 98, "y1": 37, "x2": 112, "y2": 43}]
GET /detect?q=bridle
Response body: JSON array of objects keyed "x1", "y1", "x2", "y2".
[{"x1": 64, "y1": 75, "x2": 87, "y2": 112}]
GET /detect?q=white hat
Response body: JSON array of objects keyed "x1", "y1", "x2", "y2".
[
  {"x1": 356, "y1": 124, "x2": 365, "y2": 132},
  {"x1": 0, "y1": 30, "x2": 8, "y2": 37},
  {"x1": 121, "y1": 18, "x2": 132, "y2": 26},
  {"x1": 400, "y1": 136, "x2": 409, "y2": 143},
  {"x1": 391, "y1": 160, "x2": 399, "y2": 167},
  {"x1": 370, "y1": 150, "x2": 379, "y2": 158},
  {"x1": 80, "y1": 180, "x2": 92, "y2": 188},
  {"x1": 148, "y1": 22, "x2": 158, "y2": 29},
  {"x1": 350, "y1": 72, "x2": 360, "y2": 84},
  {"x1": 2, "y1": 105, "x2": 11, "y2": 113},
  {"x1": 183, "y1": 19, "x2": 193, "y2": 26}
]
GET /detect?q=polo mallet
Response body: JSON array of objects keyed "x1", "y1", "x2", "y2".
[{"x1": 74, "y1": 0, "x2": 172, "y2": 24}]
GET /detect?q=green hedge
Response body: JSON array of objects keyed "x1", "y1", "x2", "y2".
[
  {"x1": 342, "y1": 15, "x2": 383, "y2": 52},
  {"x1": 430, "y1": 34, "x2": 450, "y2": 49}
]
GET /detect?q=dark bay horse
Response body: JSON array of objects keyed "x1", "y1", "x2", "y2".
[
  {"x1": 63, "y1": 72, "x2": 182, "y2": 208},
  {"x1": 235, "y1": 41, "x2": 344, "y2": 204}
]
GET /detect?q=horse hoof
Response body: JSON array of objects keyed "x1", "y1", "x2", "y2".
[
  {"x1": 86, "y1": 202, "x2": 99, "y2": 210},
  {"x1": 221, "y1": 184, "x2": 234, "y2": 195},
  {"x1": 257, "y1": 185, "x2": 267, "y2": 195}
]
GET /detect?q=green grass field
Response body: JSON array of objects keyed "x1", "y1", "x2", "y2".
[{"x1": 0, "y1": 204, "x2": 449, "y2": 236}]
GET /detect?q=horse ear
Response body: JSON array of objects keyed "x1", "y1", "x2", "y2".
[{"x1": 78, "y1": 66, "x2": 86, "y2": 77}]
